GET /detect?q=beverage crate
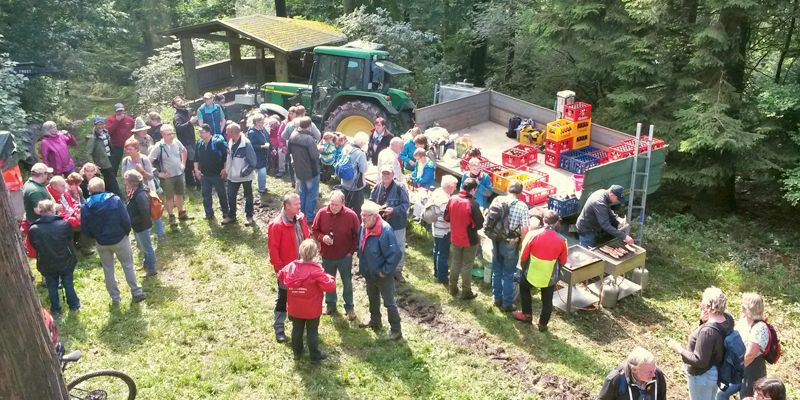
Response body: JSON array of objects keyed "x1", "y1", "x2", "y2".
[
  {"x1": 563, "y1": 102, "x2": 593, "y2": 122},
  {"x1": 572, "y1": 132, "x2": 591, "y2": 149},
  {"x1": 621, "y1": 137, "x2": 665, "y2": 152},
  {"x1": 547, "y1": 195, "x2": 581, "y2": 217},
  {"x1": 517, "y1": 167, "x2": 549, "y2": 183},
  {"x1": 546, "y1": 119, "x2": 575, "y2": 142},
  {"x1": 576, "y1": 146, "x2": 601, "y2": 155},
  {"x1": 515, "y1": 171, "x2": 549, "y2": 192},
  {"x1": 559, "y1": 150, "x2": 600, "y2": 174},
  {"x1": 520, "y1": 181, "x2": 557, "y2": 205},
  {"x1": 492, "y1": 169, "x2": 520, "y2": 192},
  {"x1": 460, "y1": 156, "x2": 489, "y2": 171},
  {"x1": 544, "y1": 149, "x2": 561, "y2": 168},
  {"x1": 501, "y1": 144, "x2": 538, "y2": 168},
  {"x1": 545, "y1": 138, "x2": 572, "y2": 153},
  {"x1": 588, "y1": 149, "x2": 608, "y2": 164},
  {"x1": 574, "y1": 119, "x2": 591, "y2": 135},
  {"x1": 481, "y1": 163, "x2": 505, "y2": 180},
  {"x1": 608, "y1": 142, "x2": 636, "y2": 160}
]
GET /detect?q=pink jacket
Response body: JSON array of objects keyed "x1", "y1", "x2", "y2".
[
  {"x1": 270, "y1": 121, "x2": 287, "y2": 152},
  {"x1": 40, "y1": 133, "x2": 76, "y2": 174}
]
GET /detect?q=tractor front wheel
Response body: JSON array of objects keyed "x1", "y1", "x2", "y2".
[{"x1": 325, "y1": 100, "x2": 387, "y2": 137}]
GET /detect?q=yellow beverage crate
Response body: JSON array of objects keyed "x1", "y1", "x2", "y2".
[
  {"x1": 546, "y1": 119, "x2": 575, "y2": 142},
  {"x1": 572, "y1": 119, "x2": 591, "y2": 149},
  {"x1": 492, "y1": 169, "x2": 520, "y2": 192}
]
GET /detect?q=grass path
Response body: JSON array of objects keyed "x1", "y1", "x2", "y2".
[{"x1": 44, "y1": 177, "x2": 799, "y2": 399}]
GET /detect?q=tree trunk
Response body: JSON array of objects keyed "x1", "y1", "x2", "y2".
[
  {"x1": 275, "y1": 0, "x2": 287, "y2": 17},
  {"x1": 775, "y1": 0, "x2": 798, "y2": 83},
  {"x1": 343, "y1": 0, "x2": 355, "y2": 14},
  {"x1": 0, "y1": 181, "x2": 69, "y2": 399}
]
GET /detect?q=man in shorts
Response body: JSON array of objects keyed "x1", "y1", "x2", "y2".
[{"x1": 149, "y1": 124, "x2": 188, "y2": 226}]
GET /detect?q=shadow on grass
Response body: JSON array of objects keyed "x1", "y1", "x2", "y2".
[{"x1": 97, "y1": 302, "x2": 147, "y2": 353}]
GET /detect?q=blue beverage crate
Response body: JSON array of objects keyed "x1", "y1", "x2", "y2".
[
  {"x1": 547, "y1": 195, "x2": 580, "y2": 216},
  {"x1": 559, "y1": 150, "x2": 600, "y2": 174},
  {"x1": 576, "y1": 146, "x2": 601, "y2": 155}
]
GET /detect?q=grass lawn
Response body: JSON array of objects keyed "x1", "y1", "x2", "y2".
[{"x1": 40, "y1": 177, "x2": 799, "y2": 399}]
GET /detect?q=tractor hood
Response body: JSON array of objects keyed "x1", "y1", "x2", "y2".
[
  {"x1": 261, "y1": 82, "x2": 311, "y2": 95},
  {"x1": 374, "y1": 61, "x2": 410, "y2": 76}
]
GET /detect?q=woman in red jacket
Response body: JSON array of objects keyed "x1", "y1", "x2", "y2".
[{"x1": 278, "y1": 239, "x2": 336, "y2": 363}]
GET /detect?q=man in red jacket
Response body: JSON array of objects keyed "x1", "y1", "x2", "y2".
[
  {"x1": 311, "y1": 190, "x2": 360, "y2": 320},
  {"x1": 278, "y1": 239, "x2": 336, "y2": 363},
  {"x1": 268, "y1": 192, "x2": 310, "y2": 343},
  {"x1": 106, "y1": 103, "x2": 135, "y2": 176},
  {"x1": 444, "y1": 177, "x2": 484, "y2": 300}
]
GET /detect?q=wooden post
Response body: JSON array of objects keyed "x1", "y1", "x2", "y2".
[
  {"x1": 275, "y1": 0, "x2": 287, "y2": 17},
  {"x1": 274, "y1": 52, "x2": 289, "y2": 82},
  {"x1": 179, "y1": 37, "x2": 199, "y2": 99},
  {"x1": 255, "y1": 47, "x2": 266, "y2": 84},
  {"x1": 227, "y1": 31, "x2": 242, "y2": 86},
  {"x1": 0, "y1": 181, "x2": 70, "y2": 399}
]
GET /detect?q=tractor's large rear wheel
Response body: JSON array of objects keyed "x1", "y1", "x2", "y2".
[{"x1": 325, "y1": 100, "x2": 387, "y2": 137}]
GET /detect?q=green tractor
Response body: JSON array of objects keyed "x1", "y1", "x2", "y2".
[{"x1": 260, "y1": 43, "x2": 416, "y2": 135}]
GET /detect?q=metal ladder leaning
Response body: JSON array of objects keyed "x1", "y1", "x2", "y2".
[{"x1": 626, "y1": 123, "x2": 655, "y2": 245}]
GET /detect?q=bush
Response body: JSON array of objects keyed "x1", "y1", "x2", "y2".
[
  {"x1": 0, "y1": 39, "x2": 33, "y2": 164},
  {"x1": 132, "y1": 42, "x2": 185, "y2": 111}
]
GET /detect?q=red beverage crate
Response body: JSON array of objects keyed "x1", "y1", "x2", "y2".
[
  {"x1": 608, "y1": 142, "x2": 635, "y2": 160},
  {"x1": 520, "y1": 181, "x2": 558, "y2": 205},
  {"x1": 501, "y1": 144, "x2": 538, "y2": 168},
  {"x1": 481, "y1": 163, "x2": 504, "y2": 180},
  {"x1": 563, "y1": 102, "x2": 593, "y2": 122},
  {"x1": 460, "y1": 156, "x2": 488, "y2": 171},
  {"x1": 621, "y1": 137, "x2": 665, "y2": 152},
  {"x1": 545, "y1": 138, "x2": 572, "y2": 153},
  {"x1": 544, "y1": 149, "x2": 561, "y2": 168},
  {"x1": 588, "y1": 149, "x2": 608, "y2": 164}
]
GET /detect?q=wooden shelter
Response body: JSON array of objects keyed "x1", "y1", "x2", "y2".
[{"x1": 165, "y1": 15, "x2": 347, "y2": 98}]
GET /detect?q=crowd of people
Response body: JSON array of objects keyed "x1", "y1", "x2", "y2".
[{"x1": 6, "y1": 95, "x2": 788, "y2": 399}]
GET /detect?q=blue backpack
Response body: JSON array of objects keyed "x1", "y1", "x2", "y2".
[
  {"x1": 334, "y1": 148, "x2": 359, "y2": 181},
  {"x1": 710, "y1": 326, "x2": 746, "y2": 390}
]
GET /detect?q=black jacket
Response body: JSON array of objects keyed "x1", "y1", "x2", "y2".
[
  {"x1": 127, "y1": 184, "x2": 152, "y2": 233},
  {"x1": 288, "y1": 129, "x2": 320, "y2": 181},
  {"x1": 597, "y1": 363, "x2": 667, "y2": 400},
  {"x1": 173, "y1": 108, "x2": 196, "y2": 150},
  {"x1": 366, "y1": 130, "x2": 393, "y2": 166},
  {"x1": 576, "y1": 189, "x2": 625, "y2": 238},
  {"x1": 28, "y1": 215, "x2": 77, "y2": 275}
]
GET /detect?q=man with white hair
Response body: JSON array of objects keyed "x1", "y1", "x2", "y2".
[
  {"x1": 597, "y1": 346, "x2": 667, "y2": 399},
  {"x1": 357, "y1": 200, "x2": 402, "y2": 340},
  {"x1": 339, "y1": 132, "x2": 370, "y2": 215},
  {"x1": 377, "y1": 137, "x2": 405, "y2": 184},
  {"x1": 430, "y1": 175, "x2": 458, "y2": 284},
  {"x1": 311, "y1": 190, "x2": 360, "y2": 319},
  {"x1": 81, "y1": 177, "x2": 147, "y2": 304}
]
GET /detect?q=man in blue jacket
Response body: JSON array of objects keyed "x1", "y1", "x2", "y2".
[
  {"x1": 81, "y1": 177, "x2": 147, "y2": 304},
  {"x1": 369, "y1": 164, "x2": 410, "y2": 282},
  {"x1": 357, "y1": 200, "x2": 402, "y2": 340}
]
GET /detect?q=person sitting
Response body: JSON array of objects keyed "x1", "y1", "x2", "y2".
[
  {"x1": 744, "y1": 377, "x2": 785, "y2": 400},
  {"x1": 597, "y1": 346, "x2": 667, "y2": 399},
  {"x1": 28, "y1": 199, "x2": 81, "y2": 318},
  {"x1": 277, "y1": 239, "x2": 336, "y2": 363},
  {"x1": 46, "y1": 176, "x2": 80, "y2": 228},
  {"x1": 66, "y1": 172, "x2": 85, "y2": 205},
  {"x1": 410, "y1": 148, "x2": 435, "y2": 189}
]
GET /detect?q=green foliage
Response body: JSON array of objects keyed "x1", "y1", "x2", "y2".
[
  {"x1": 0, "y1": 38, "x2": 31, "y2": 164},
  {"x1": 19, "y1": 77, "x2": 68, "y2": 125},
  {"x1": 132, "y1": 42, "x2": 185, "y2": 111}
]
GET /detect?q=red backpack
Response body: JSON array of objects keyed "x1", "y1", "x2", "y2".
[{"x1": 756, "y1": 319, "x2": 781, "y2": 364}]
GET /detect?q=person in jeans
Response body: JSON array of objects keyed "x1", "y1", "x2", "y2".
[
  {"x1": 357, "y1": 200, "x2": 402, "y2": 341},
  {"x1": 288, "y1": 116, "x2": 321, "y2": 224},
  {"x1": 149, "y1": 124, "x2": 188, "y2": 226},
  {"x1": 80, "y1": 177, "x2": 147, "y2": 304},
  {"x1": 193, "y1": 124, "x2": 229, "y2": 220},
  {"x1": 28, "y1": 199, "x2": 81, "y2": 318},
  {"x1": 369, "y1": 164, "x2": 410, "y2": 282},
  {"x1": 247, "y1": 113, "x2": 270, "y2": 199},
  {"x1": 596, "y1": 346, "x2": 668, "y2": 400},
  {"x1": 431, "y1": 175, "x2": 457, "y2": 284},
  {"x1": 311, "y1": 191, "x2": 360, "y2": 320},
  {"x1": 669, "y1": 287, "x2": 734, "y2": 400},
  {"x1": 124, "y1": 170, "x2": 157, "y2": 277},
  {"x1": 513, "y1": 210, "x2": 565, "y2": 332},
  {"x1": 338, "y1": 132, "x2": 370, "y2": 215},
  {"x1": 268, "y1": 193, "x2": 310, "y2": 343},
  {"x1": 121, "y1": 137, "x2": 164, "y2": 241},
  {"x1": 576, "y1": 185, "x2": 634, "y2": 247},
  {"x1": 444, "y1": 177, "x2": 484, "y2": 300},
  {"x1": 171, "y1": 97, "x2": 199, "y2": 189},
  {"x1": 489, "y1": 180, "x2": 530, "y2": 312},
  {"x1": 196, "y1": 92, "x2": 226, "y2": 137},
  {"x1": 278, "y1": 239, "x2": 336, "y2": 363},
  {"x1": 223, "y1": 123, "x2": 257, "y2": 226}
]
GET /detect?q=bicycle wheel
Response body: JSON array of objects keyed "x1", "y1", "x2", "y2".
[{"x1": 67, "y1": 369, "x2": 137, "y2": 400}]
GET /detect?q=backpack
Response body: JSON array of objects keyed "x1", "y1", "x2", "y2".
[
  {"x1": 334, "y1": 148, "x2": 358, "y2": 181},
  {"x1": 755, "y1": 319, "x2": 781, "y2": 364},
  {"x1": 507, "y1": 116, "x2": 522, "y2": 139},
  {"x1": 709, "y1": 326, "x2": 745, "y2": 391},
  {"x1": 148, "y1": 189, "x2": 164, "y2": 221},
  {"x1": 421, "y1": 195, "x2": 442, "y2": 224},
  {"x1": 484, "y1": 198, "x2": 518, "y2": 241}
]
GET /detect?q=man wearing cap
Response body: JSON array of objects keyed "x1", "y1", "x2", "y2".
[
  {"x1": 576, "y1": 185, "x2": 634, "y2": 247},
  {"x1": 196, "y1": 92, "x2": 226, "y2": 137},
  {"x1": 106, "y1": 103, "x2": 135, "y2": 177},
  {"x1": 488, "y1": 180, "x2": 530, "y2": 312},
  {"x1": 513, "y1": 209, "x2": 566, "y2": 332},
  {"x1": 357, "y1": 200, "x2": 402, "y2": 340},
  {"x1": 369, "y1": 163, "x2": 410, "y2": 282},
  {"x1": 23, "y1": 163, "x2": 54, "y2": 223},
  {"x1": 87, "y1": 117, "x2": 122, "y2": 196}
]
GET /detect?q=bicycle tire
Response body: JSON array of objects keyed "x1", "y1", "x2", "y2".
[{"x1": 67, "y1": 369, "x2": 137, "y2": 400}]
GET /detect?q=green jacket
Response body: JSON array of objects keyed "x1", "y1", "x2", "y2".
[
  {"x1": 23, "y1": 179, "x2": 53, "y2": 222},
  {"x1": 87, "y1": 131, "x2": 112, "y2": 169}
]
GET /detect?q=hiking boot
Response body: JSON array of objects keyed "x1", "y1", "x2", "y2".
[
  {"x1": 132, "y1": 292, "x2": 148, "y2": 303},
  {"x1": 512, "y1": 311, "x2": 533, "y2": 323},
  {"x1": 244, "y1": 217, "x2": 255, "y2": 226},
  {"x1": 358, "y1": 321, "x2": 382, "y2": 330},
  {"x1": 168, "y1": 214, "x2": 177, "y2": 226},
  {"x1": 394, "y1": 273, "x2": 406, "y2": 283},
  {"x1": 221, "y1": 217, "x2": 236, "y2": 225},
  {"x1": 537, "y1": 324, "x2": 548, "y2": 333},
  {"x1": 178, "y1": 211, "x2": 191, "y2": 221},
  {"x1": 385, "y1": 331, "x2": 403, "y2": 341},
  {"x1": 325, "y1": 306, "x2": 338, "y2": 316},
  {"x1": 460, "y1": 292, "x2": 478, "y2": 301},
  {"x1": 275, "y1": 332, "x2": 288, "y2": 343},
  {"x1": 145, "y1": 271, "x2": 158, "y2": 278},
  {"x1": 310, "y1": 352, "x2": 327, "y2": 364},
  {"x1": 449, "y1": 288, "x2": 459, "y2": 297},
  {"x1": 204, "y1": 214, "x2": 215, "y2": 220},
  {"x1": 493, "y1": 300, "x2": 503, "y2": 308},
  {"x1": 346, "y1": 310, "x2": 357, "y2": 321}
]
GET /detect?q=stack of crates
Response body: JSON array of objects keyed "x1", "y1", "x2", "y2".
[
  {"x1": 544, "y1": 119, "x2": 574, "y2": 168},
  {"x1": 563, "y1": 102, "x2": 592, "y2": 149}
]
